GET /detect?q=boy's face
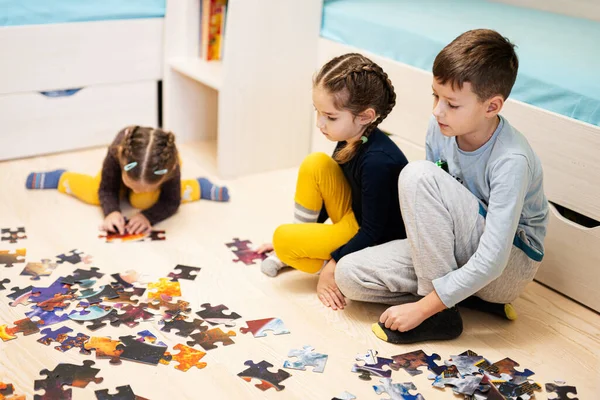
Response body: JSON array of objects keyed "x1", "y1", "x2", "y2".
[{"x1": 431, "y1": 78, "x2": 493, "y2": 137}]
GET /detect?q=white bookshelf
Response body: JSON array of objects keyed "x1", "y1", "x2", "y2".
[{"x1": 163, "y1": 0, "x2": 323, "y2": 178}]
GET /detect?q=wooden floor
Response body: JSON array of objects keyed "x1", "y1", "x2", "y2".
[{"x1": 1, "y1": 142, "x2": 599, "y2": 399}]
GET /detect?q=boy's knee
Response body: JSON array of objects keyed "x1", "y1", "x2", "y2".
[
  {"x1": 398, "y1": 160, "x2": 438, "y2": 192},
  {"x1": 335, "y1": 255, "x2": 363, "y2": 300}
]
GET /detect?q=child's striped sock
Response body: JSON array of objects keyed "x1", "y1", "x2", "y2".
[
  {"x1": 25, "y1": 169, "x2": 66, "y2": 189},
  {"x1": 294, "y1": 203, "x2": 319, "y2": 223},
  {"x1": 261, "y1": 255, "x2": 287, "y2": 277},
  {"x1": 197, "y1": 177, "x2": 230, "y2": 202}
]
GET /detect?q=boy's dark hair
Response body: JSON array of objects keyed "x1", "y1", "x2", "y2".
[
  {"x1": 433, "y1": 29, "x2": 519, "y2": 101},
  {"x1": 117, "y1": 126, "x2": 178, "y2": 185},
  {"x1": 314, "y1": 53, "x2": 396, "y2": 164}
]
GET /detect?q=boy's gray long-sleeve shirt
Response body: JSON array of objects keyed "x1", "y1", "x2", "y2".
[{"x1": 425, "y1": 115, "x2": 549, "y2": 307}]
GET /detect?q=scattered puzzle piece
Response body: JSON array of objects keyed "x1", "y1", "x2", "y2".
[
  {"x1": 31, "y1": 277, "x2": 75, "y2": 303},
  {"x1": 226, "y1": 238, "x2": 267, "y2": 265},
  {"x1": 446, "y1": 354, "x2": 485, "y2": 376},
  {"x1": 0, "y1": 381, "x2": 25, "y2": 400},
  {"x1": 1, "y1": 227, "x2": 26, "y2": 243},
  {"x1": 20, "y1": 259, "x2": 57, "y2": 280},
  {"x1": 84, "y1": 337, "x2": 124, "y2": 365},
  {"x1": 187, "y1": 327, "x2": 236, "y2": 350},
  {"x1": 117, "y1": 334, "x2": 168, "y2": 365},
  {"x1": 34, "y1": 360, "x2": 103, "y2": 399},
  {"x1": 111, "y1": 303, "x2": 154, "y2": 328},
  {"x1": 167, "y1": 264, "x2": 201, "y2": 281},
  {"x1": 7, "y1": 285, "x2": 32, "y2": 306},
  {"x1": 169, "y1": 343, "x2": 207, "y2": 371},
  {"x1": 147, "y1": 278, "x2": 181, "y2": 300},
  {"x1": 105, "y1": 286, "x2": 146, "y2": 305},
  {"x1": 69, "y1": 306, "x2": 119, "y2": 331},
  {"x1": 77, "y1": 285, "x2": 120, "y2": 304},
  {"x1": 55, "y1": 249, "x2": 92, "y2": 265},
  {"x1": 0, "y1": 318, "x2": 39, "y2": 341},
  {"x1": 332, "y1": 391, "x2": 356, "y2": 400},
  {"x1": 499, "y1": 380, "x2": 542, "y2": 398},
  {"x1": 36, "y1": 293, "x2": 75, "y2": 312},
  {"x1": 148, "y1": 293, "x2": 191, "y2": 316},
  {"x1": 432, "y1": 375, "x2": 484, "y2": 396},
  {"x1": 284, "y1": 345, "x2": 328, "y2": 373},
  {"x1": 239, "y1": 318, "x2": 290, "y2": 337},
  {"x1": 488, "y1": 358, "x2": 534, "y2": 380},
  {"x1": 95, "y1": 385, "x2": 149, "y2": 400},
  {"x1": 98, "y1": 229, "x2": 165, "y2": 243},
  {"x1": 391, "y1": 349, "x2": 446, "y2": 376},
  {"x1": 37, "y1": 326, "x2": 91, "y2": 354},
  {"x1": 352, "y1": 349, "x2": 394, "y2": 381},
  {"x1": 0, "y1": 248, "x2": 26, "y2": 268},
  {"x1": 61, "y1": 267, "x2": 104, "y2": 286},
  {"x1": 238, "y1": 360, "x2": 291, "y2": 391},
  {"x1": 160, "y1": 314, "x2": 207, "y2": 337},
  {"x1": 196, "y1": 303, "x2": 241, "y2": 326},
  {"x1": 110, "y1": 270, "x2": 143, "y2": 288},
  {"x1": 373, "y1": 378, "x2": 425, "y2": 400},
  {"x1": 546, "y1": 383, "x2": 578, "y2": 400},
  {"x1": 27, "y1": 305, "x2": 70, "y2": 327},
  {"x1": 0, "y1": 278, "x2": 9, "y2": 290}
]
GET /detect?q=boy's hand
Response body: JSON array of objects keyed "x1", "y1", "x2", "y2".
[
  {"x1": 127, "y1": 213, "x2": 151, "y2": 234},
  {"x1": 316, "y1": 259, "x2": 346, "y2": 310},
  {"x1": 255, "y1": 243, "x2": 274, "y2": 254},
  {"x1": 380, "y1": 303, "x2": 427, "y2": 332},
  {"x1": 101, "y1": 211, "x2": 126, "y2": 235}
]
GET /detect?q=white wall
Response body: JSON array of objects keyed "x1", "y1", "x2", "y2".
[{"x1": 492, "y1": 0, "x2": 600, "y2": 21}]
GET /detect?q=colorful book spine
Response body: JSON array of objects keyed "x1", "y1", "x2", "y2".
[{"x1": 207, "y1": 0, "x2": 227, "y2": 61}]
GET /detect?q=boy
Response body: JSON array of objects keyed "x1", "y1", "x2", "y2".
[{"x1": 333, "y1": 29, "x2": 549, "y2": 343}]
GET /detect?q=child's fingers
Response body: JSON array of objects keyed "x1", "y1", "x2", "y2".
[
  {"x1": 330, "y1": 289, "x2": 344, "y2": 310},
  {"x1": 380, "y1": 309, "x2": 389, "y2": 324},
  {"x1": 318, "y1": 293, "x2": 331, "y2": 308}
]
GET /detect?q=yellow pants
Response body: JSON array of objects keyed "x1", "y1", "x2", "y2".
[
  {"x1": 273, "y1": 152, "x2": 359, "y2": 274},
  {"x1": 57, "y1": 171, "x2": 201, "y2": 210}
]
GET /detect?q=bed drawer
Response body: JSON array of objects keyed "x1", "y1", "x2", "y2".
[
  {"x1": 0, "y1": 18, "x2": 163, "y2": 95},
  {"x1": 536, "y1": 203, "x2": 600, "y2": 312},
  {"x1": 0, "y1": 81, "x2": 158, "y2": 160}
]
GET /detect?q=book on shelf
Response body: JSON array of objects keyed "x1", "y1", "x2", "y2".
[{"x1": 200, "y1": 0, "x2": 228, "y2": 61}]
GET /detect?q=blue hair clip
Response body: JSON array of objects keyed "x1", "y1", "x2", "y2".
[
  {"x1": 124, "y1": 162, "x2": 138, "y2": 171},
  {"x1": 154, "y1": 169, "x2": 168, "y2": 175}
]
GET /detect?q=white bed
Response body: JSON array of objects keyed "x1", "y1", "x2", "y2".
[
  {"x1": 313, "y1": 1, "x2": 600, "y2": 311},
  {"x1": 0, "y1": 1, "x2": 165, "y2": 160}
]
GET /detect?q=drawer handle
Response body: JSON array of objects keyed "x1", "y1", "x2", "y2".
[
  {"x1": 550, "y1": 201, "x2": 599, "y2": 228},
  {"x1": 39, "y1": 88, "x2": 83, "y2": 97}
]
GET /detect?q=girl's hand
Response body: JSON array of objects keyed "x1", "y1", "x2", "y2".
[
  {"x1": 316, "y1": 259, "x2": 346, "y2": 310},
  {"x1": 101, "y1": 211, "x2": 126, "y2": 234},
  {"x1": 255, "y1": 243, "x2": 274, "y2": 254},
  {"x1": 126, "y1": 213, "x2": 151, "y2": 234}
]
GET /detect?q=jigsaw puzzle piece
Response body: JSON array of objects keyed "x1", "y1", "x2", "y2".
[
  {"x1": 0, "y1": 381, "x2": 26, "y2": 400},
  {"x1": 0, "y1": 278, "x2": 9, "y2": 290},
  {"x1": 390, "y1": 349, "x2": 445, "y2": 376},
  {"x1": 95, "y1": 385, "x2": 149, "y2": 400},
  {"x1": 117, "y1": 334, "x2": 168, "y2": 365},
  {"x1": 351, "y1": 349, "x2": 394, "y2": 380},
  {"x1": 196, "y1": 303, "x2": 241, "y2": 326},
  {"x1": 34, "y1": 360, "x2": 103, "y2": 399},
  {"x1": 169, "y1": 344, "x2": 207, "y2": 371},
  {"x1": 20, "y1": 259, "x2": 58, "y2": 280},
  {"x1": 226, "y1": 237, "x2": 267, "y2": 265},
  {"x1": 7, "y1": 285, "x2": 32, "y2": 306},
  {"x1": 0, "y1": 318, "x2": 39, "y2": 341},
  {"x1": 446, "y1": 354, "x2": 485, "y2": 376},
  {"x1": 160, "y1": 314, "x2": 207, "y2": 337},
  {"x1": 0, "y1": 248, "x2": 26, "y2": 268},
  {"x1": 55, "y1": 249, "x2": 92, "y2": 264},
  {"x1": 61, "y1": 267, "x2": 104, "y2": 286},
  {"x1": 238, "y1": 360, "x2": 291, "y2": 391},
  {"x1": 105, "y1": 286, "x2": 146, "y2": 305},
  {"x1": 147, "y1": 278, "x2": 181, "y2": 300},
  {"x1": 498, "y1": 380, "x2": 542, "y2": 399},
  {"x1": 1, "y1": 227, "x2": 27, "y2": 243},
  {"x1": 77, "y1": 285, "x2": 120, "y2": 304},
  {"x1": 187, "y1": 327, "x2": 236, "y2": 350},
  {"x1": 34, "y1": 370, "x2": 72, "y2": 400},
  {"x1": 489, "y1": 357, "x2": 534, "y2": 380},
  {"x1": 545, "y1": 383, "x2": 578, "y2": 400},
  {"x1": 37, "y1": 325, "x2": 91, "y2": 354},
  {"x1": 373, "y1": 378, "x2": 425, "y2": 400},
  {"x1": 167, "y1": 264, "x2": 201, "y2": 281},
  {"x1": 31, "y1": 277, "x2": 74, "y2": 303},
  {"x1": 110, "y1": 270, "x2": 144, "y2": 288},
  {"x1": 332, "y1": 391, "x2": 356, "y2": 400},
  {"x1": 239, "y1": 318, "x2": 290, "y2": 337},
  {"x1": 111, "y1": 303, "x2": 154, "y2": 328},
  {"x1": 84, "y1": 337, "x2": 124, "y2": 365},
  {"x1": 69, "y1": 306, "x2": 119, "y2": 331},
  {"x1": 36, "y1": 293, "x2": 75, "y2": 312},
  {"x1": 432, "y1": 375, "x2": 484, "y2": 396},
  {"x1": 284, "y1": 345, "x2": 328, "y2": 373},
  {"x1": 29, "y1": 305, "x2": 71, "y2": 327}
]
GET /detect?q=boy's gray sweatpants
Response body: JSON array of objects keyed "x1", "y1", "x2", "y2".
[{"x1": 335, "y1": 161, "x2": 540, "y2": 306}]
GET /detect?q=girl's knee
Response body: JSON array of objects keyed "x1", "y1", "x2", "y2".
[
  {"x1": 273, "y1": 224, "x2": 295, "y2": 258},
  {"x1": 300, "y1": 152, "x2": 335, "y2": 174}
]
